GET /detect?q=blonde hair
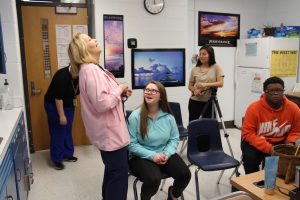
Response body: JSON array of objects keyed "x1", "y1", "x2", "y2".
[{"x1": 68, "y1": 33, "x2": 97, "y2": 78}]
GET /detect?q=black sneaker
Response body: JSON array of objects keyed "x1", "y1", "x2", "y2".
[
  {"x1": 54, "y1": 162, "x2": 65, "y2": 170},
  {"x1": 64, "y1": 156, "x2": 78, "y2": 162}
]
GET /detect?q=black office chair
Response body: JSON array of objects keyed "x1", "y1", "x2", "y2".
[
  {"x1": 187, "y1": 118, "x2": 240, "y2": 200},
  {"x1": 168, "y1": 102, "x2": 189, "y2": 154}
]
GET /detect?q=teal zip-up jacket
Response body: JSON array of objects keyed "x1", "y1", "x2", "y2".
[{"x1": 128, "y1": 107, "x2": 179, "y2": 160}]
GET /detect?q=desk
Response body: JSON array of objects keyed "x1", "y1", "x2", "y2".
[
  {"x1": 230, "y1": 171, "x2": 296, "y2": 200},
  {"x1": 286, "y1": 92, "x2": 300, "y2": 108}
]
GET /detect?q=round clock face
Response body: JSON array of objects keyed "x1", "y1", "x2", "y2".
[{"x1": 144, "y1": 0, "x2": 164, "y2": 15}]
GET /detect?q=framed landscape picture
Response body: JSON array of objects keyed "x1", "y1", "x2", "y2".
[
  {"x1": 103, "y1": 14, "x2": 124, "y2": 77},
  {"x1": 0, "y1": 16, "x2": 6, "y2": 74},
  {"x1": 198, "y1": 11, "x2": 240, "y2": 47},
  {"x1": 131, "y1": 48, "x2": 185, "y2": 89}
]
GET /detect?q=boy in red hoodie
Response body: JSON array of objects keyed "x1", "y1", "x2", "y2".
[{"x1": 241, "y1": 76, "x2": 300, "y2": 174}]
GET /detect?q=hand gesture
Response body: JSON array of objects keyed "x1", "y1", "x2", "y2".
[
  {"x1": 119, "y1": 83, "x2": 129, "y2": 92},
  {"x1": 194, "y1": 88, "x2": 201, "y2": 97},
  {"x1": 123, "y1": 88, "x2": 132, "y2": 98},
  {"x1": 153, "y1": 153, "x2": 168, "y2": 165},
  {"x1": 195, "y1": 82, "x2": 207, "y2": 89},
  {"x1": 59, "y1": 115, "x2": 67, "y2": 125}
]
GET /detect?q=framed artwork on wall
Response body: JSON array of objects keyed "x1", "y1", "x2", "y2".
[
  {"x1": 131, "y1": 48, "x2": 186, "y2": 89},
  {"x1": 103, "y1": 14, "x2": 124, "y2": 78},
  {"x1": 0, "y1": 15, "x2": 6, "y2": 74},
  {"x1": 198, "y1": 11, "x2": 240, "y2": 47}
]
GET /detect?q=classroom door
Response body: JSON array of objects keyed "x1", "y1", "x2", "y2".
[{"x1": 21, "y1": 6, "x2": 90, "y2": 151}]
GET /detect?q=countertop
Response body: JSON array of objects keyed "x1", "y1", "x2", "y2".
[{"x1": 0, "y1": 108, "x2": 22, "y2": 164}]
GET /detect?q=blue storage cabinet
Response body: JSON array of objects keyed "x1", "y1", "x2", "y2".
[
  {"x1": 0, "y1": 147, "x2": 18, "y2": 200},
  {"x1": 0, "y1": 187, "x2": 5, "y2": 200},
  {"x1": 12, "y1": 114, "x2": 30, "y2": 200},
  {"x1": 0, "y1": 111, "x2": 31, "y2": 200}
]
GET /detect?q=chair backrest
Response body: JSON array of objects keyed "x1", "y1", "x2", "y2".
[
  {"x1": 125, "y1": 110, "x2": 133, "y2": 123},
  {"x1": 168, "y1": 102, "x2": 184, "y2": 127},
  {"x1": 187, "y1": 118, "x2": 223, "y2": 155}
]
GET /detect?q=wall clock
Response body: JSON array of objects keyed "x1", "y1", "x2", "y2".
[{"x1": 144, "y1": 0, "x2": 165, "y2": 15}]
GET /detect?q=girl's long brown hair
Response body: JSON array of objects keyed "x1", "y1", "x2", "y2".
[{"x1": 140, "y1": 81, "x2": 173, "y2": 139}]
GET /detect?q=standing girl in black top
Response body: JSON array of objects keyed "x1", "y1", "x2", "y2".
[{"x1": 44, "y1": 66, "x2": 79, "y2": 170}]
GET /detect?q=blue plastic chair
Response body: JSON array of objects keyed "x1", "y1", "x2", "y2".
[
  {"x1": 125, "y1": 110, "x2": 133, "y2": 122},
  {"x1": 159, "y1": 102, "x2": 189, "y2": 191},
  {"x1": 168, "y1": 102, "x2": 189, "y2": 154},
  {"x1": 187, "y1": 118, "x2": 240, "y2": 200}
]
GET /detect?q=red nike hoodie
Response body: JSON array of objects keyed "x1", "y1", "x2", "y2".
[{"x1": 242, "y1": 94, "x2": 300, "y2": 154}]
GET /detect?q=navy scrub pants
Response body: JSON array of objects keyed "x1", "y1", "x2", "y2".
[
  {"x1": 44, "y1": 101, "x2": 75, "y2": 164},
  {"x1": 100, "y1": 146, "x2": 128, "y2": 200}
]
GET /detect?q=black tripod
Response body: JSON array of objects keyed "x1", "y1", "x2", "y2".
[{"x1": 199, "y1": 88, "x2": 237, "y2": 182}]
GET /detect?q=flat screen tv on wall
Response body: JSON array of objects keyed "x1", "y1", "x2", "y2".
[
  {"x1": 131, "y1": 48, "x2": 185, "y2": 89},
  {"x1": 0, "y1": 16, "x2": 6, "y2": 74}
]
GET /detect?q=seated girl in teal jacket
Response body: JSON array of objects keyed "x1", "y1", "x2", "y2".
[{"x1": 128, "y1": 81, "x2": 191, "y2": 200}]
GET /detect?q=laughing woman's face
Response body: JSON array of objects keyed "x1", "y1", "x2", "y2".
[{"x1": 80, "y1": 34, "x2": 101, "y2": 58}]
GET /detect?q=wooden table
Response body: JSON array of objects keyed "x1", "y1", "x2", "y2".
[{"x1": 230, "y1": 171, "x2": 296, "y2": 200}]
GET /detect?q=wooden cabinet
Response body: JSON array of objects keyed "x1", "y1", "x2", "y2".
[{"x1": 0, "y1": 111, "x2": 31, "y2": 200}]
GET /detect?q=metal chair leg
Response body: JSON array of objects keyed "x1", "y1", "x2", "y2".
[
  {"x1": 181, "y1": 193, "x2": 185, "y2": 200},
  {"x1": 195, "y1": 168, "x2": 201, "y2": 200},
  {"x1": 230, "y1": 158, "x2": 243, "y2": 179},
  {"x1": 133, "y1": 178, "x2": 139, "y2": 200},
  {"x1": 160, "y1": 179, "x2": 167, "y2": 191},
  {"x1": 180, "y1": 137, "x2": 187, "y2": 154},
  {"x1": 217, "y1": 170, "x2": 224, "y2": 184},
  {"x1": 230, "y1": 165, "x2": 242, "y2": 179}
]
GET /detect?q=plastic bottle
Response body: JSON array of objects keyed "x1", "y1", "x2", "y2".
[{"x1": 2, "y1": 79, "x2": 13, "y2": 110}]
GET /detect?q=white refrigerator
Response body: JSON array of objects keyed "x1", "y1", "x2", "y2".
[{"x1": 234, "y1": 37, "x2": 299, "y2": 128}]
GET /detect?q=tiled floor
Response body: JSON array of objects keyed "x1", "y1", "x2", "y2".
[{"x1": 28, "y1": 128, "x2": 244, "y2": 200}]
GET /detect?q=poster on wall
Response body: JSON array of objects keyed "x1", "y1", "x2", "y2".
[
  {"x1": 0, "y1": 15, "x2": 6, "y2": 74},
  {"x1": 270, "y1": 50, "x2": 298, "y2": 77},
  {"x1": 56, "y1": 24, "x2": 71, "y2": 70},
  {"x1": 198, "y1": 11, "x2": 240, "y2": 47},
  {"x1": 103, "y1": 14, "x2": 124, "y2": 78}
]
